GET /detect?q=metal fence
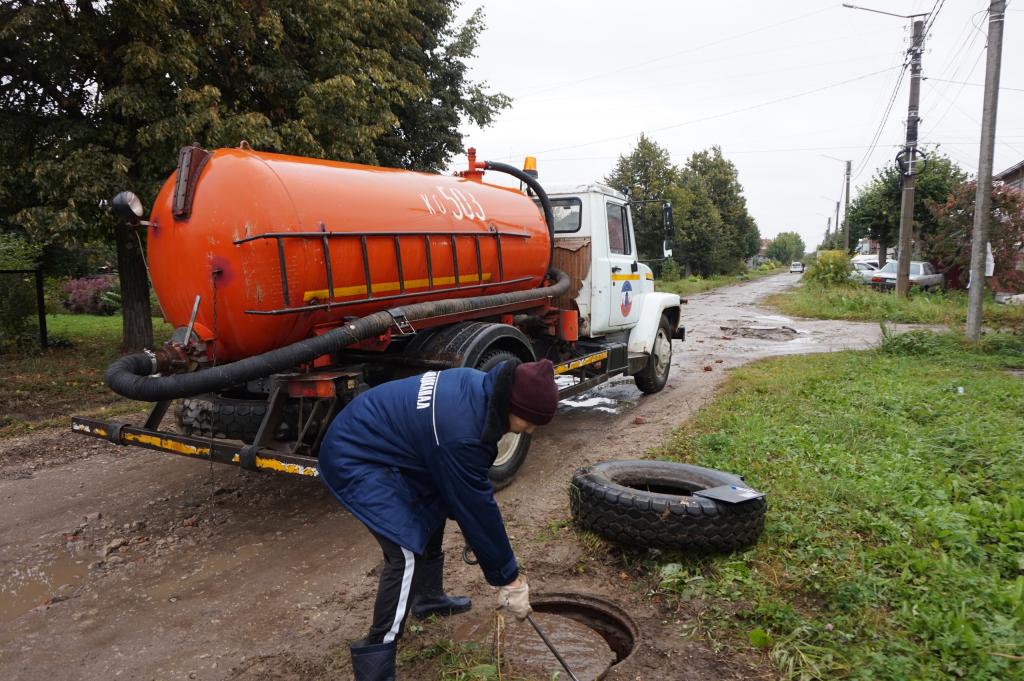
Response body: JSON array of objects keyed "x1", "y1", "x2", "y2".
[{"x1": 0, "y1": 268, "x2": 48, "y2": 349}]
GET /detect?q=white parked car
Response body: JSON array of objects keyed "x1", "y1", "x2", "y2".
[
  {"x1": 789, "y1": 262, "x2": 804, "y2": 273},
  {"x1": 849, "y1": 261, "x2": 878, "y2": 283},
  {"x1": 867, "y1": 261, "x2": 944, "y2": 291}
]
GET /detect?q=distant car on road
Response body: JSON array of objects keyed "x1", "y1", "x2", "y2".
[
  {"x1": 850, "y1": 261, "x2": 878, "y2": 283},
  {"x1": 789, "y1": 262, "x2": 805, "y2": 273},
  {"x1": 868, "y1": 261, "x2": 944, "y2": 291}
]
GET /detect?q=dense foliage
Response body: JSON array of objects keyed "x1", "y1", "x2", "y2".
[
  {"x1": 804, "y1": 250, "x2": 849, "y2": 287},
  {"x1": 846, "y1": 153, "x2": 967, "y2": 263},
  {"x1": 765, "y1": 231, "x2": 806, "y2": 264},
  {"x1": 605, "y1": 137, "x2": 760, "y2": 276},
  {"x1": 923, "y1": 180, "x2": 1024, "y2": 292},
  {"x1": 0, "y1": 0, "x2": 507, "y2": 349},
  {"x1": 0, "y1": 233, "x2": 41, "y2": 348}
]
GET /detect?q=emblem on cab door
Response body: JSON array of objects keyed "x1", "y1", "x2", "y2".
[{"x1": 620, "y1": 280, "x2": 633, "y2": 316}]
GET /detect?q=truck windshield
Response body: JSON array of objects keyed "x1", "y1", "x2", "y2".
[{"x1": 535, "y1": 197, "x2": 582, "y2": 233}]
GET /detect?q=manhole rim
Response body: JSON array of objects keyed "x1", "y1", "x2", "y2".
[{"x1": 529, "y1": 591, "x2": 640, "y2": 675}]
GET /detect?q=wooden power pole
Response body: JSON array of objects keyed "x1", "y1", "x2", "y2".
[
  {"x1": 966, "y1": 0, "x2": 1006, "y2": 341},
  {"x1": 895, "y1": 19, "x2": 925, "y2": 298}
]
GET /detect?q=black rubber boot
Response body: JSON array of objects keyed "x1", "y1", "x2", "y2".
[
  {"x1": 350, "y1": 640, "x2": 396, "y2": 681},
  {"x1": 410, "y1": 554, "x2": 472, "y2": 620}
]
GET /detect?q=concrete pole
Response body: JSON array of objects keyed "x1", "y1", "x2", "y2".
[
  {"x1": 896, "y1": 19, "x2": 924, "y2": 298},
  {"x1": 966, "y1": 0, "x2": 1005, "y2": 341},
  {"x1": 843, "y1": 160, "x2": 851, "y2": 253}
]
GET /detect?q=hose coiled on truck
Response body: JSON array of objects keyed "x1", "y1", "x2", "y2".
[{"x1": 105, "y1": 269, "x2": 570, "y2": 402}]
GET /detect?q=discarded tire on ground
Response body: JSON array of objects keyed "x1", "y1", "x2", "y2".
[{"x1": 570, "y1": 460, "x2": 766, "y2": 551}]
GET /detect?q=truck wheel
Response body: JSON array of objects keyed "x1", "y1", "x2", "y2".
[
  {"x1": 570, "y1": 460, "x2": 766, "y2": 552},
  {"x1": 633, "y1": 315, "x2": 673, "y2": 394},
  {"x1": 474, "y1": 349, "x2": 532, "y2": 490}
]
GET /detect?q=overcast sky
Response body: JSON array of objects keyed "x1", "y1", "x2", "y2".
[{"x1": 452, "y1": 0, "x2": 1023, "y2": 251}]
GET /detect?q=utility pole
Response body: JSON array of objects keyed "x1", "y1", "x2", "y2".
[
  {"x1": 835, "y1": 201, "x2": 840, "y2": 243},
  {"x1": 895, "y1": 19, "x2": 925, "y2": 298},
  {"x1": 843, "y1": 160, "x2": 852, "y2": 253},
  {"x1": 966, "y1": 0, "x2": 1006, "y2": 341}
]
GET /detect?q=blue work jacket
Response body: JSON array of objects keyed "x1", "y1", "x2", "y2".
[{"x1": 318, "y1": 362, "x2": 519, "y2": 586}]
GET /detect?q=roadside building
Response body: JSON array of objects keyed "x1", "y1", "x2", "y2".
[{"x1": 994, "y1": 160, "x2": 1024, "y2": 191}]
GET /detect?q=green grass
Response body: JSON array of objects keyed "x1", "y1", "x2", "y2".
[
  {"x1": 767, "y1": 283, "x2": 1024, "y2": 328},
  {"x1": 657, "y1": 267, "x2": 785, "y2": 297},
  {"x1": 648, "y1": 331, "x2": 1024, "y2": 680},
  {"x1": 0, "y1": 314, "x2": 172, "y2": 436}
]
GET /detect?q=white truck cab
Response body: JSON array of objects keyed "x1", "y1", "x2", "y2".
[{"x1": 543, "y1": 183, "x2": 683, "y2": 375}]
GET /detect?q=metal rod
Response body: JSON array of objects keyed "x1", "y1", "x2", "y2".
[
  {"x1": 495, "y1": 233, "x2": 505, "y2": 282},
  {"x1": 320, "y1": 222, "x2": 335, "y2": 301},
  {"x1": 360, "y1": 235, "x2": 373, "y2": 299},
  {"x1": 526, "y1": 613, "x2": 581, "y2": 681},
  {"x1": 34, "y1": 268, "x2": 47, "y2": 349},
  {"x1": 424, "y1": 234, "x2": 434, "y2": 288},
  {"x1": 242, "y1": 276, "x2": 534, "y2": 315},
  {"x1": 451, "y1": 234, "x2": 460, "y2": 287},
  {"x1": 233, "y1": 228, "x2": 532, "y2": 245},
  {"x1": 276, "y1": 237, "x2": 291, "y2": 305},
  {"x1": 394, "y1": 235, "x2": 405, "y2": 293}
]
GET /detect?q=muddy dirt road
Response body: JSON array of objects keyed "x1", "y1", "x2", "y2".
[{"x1": 0, "y1": 274, "x2": 901, "y2": 680}]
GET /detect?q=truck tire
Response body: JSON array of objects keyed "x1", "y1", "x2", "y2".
[
  {"x1": 175, "y1": 396, "x2": 267, "y2": 443},
  {"x1": 175, "y1": 396, "x2": 305, "y2": 443},
  {"x1": 633, "y1": 315, "x2": 673, "y2": 394},
  {"x1": 570, "y1": 460, "x2": 766, "y2": 552},
  {"x1": 474, "y1": 349, "x2": 532, "y2": 490}
]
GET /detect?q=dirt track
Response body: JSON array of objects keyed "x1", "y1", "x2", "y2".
[{"x1": 0, "y1": 274, "x2": 904, "y2": 680}]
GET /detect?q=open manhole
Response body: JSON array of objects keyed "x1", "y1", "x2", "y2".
[{"x1": 499, "y1": 593, "x2": 638, "y2": 681}]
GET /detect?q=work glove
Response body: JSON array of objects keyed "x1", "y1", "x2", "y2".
[{"x1": 497, "y1": 579, "x2": 532, "y2": 621}]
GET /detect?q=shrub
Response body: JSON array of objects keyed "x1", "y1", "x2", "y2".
[
  {"x1": 805, "y1": 250, "x2": 850, "y2": 286},
  {"x1": 62, "y1": 275, "x2": 120, "y2": 315},
  {"x1": 0, "y1": 233, "x2": 42, "y2": 349},
  {"x1": 660, "y1": 258, "x2": 682, "y2": 282}
]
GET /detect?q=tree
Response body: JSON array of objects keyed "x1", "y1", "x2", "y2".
[
  {"x1": 847, "y1": 152, "x2": 967, "y2": 267},
  {"x1": 766, "y1": 232, "x2": 806, "y2": 263},
  {"x1": 604, "y1": 134, "x2": 679, "y2": 260},
  {"x1": 683, "y1": 146, "x2": 760, "y2": 272},
  {"x1": 923, "y1": 179, "x2": 1024, "y2": 291},
  {"x1": 1, "y1": 0, "x2": 507, "y2": 350},
  {"x1": 665, "y1": 170, "x2": 725, "y2": 277}
]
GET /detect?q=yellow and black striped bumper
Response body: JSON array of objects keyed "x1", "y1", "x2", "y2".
[{"x1": 71, "y1": 416, "x2": 319, "y2": 477}]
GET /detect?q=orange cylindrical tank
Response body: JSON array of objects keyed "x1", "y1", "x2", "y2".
[{"x1": 146, "y1": 147, "x2": 550, "y2": 362}]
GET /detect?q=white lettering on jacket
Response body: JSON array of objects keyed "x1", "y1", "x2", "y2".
[{"x1": 416, "y1": 371, "x2": 438, "y2": 410}]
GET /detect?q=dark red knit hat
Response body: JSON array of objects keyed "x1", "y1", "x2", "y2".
[{"x1": 508, "y1": 359, "x2": 558, "y2": 426}]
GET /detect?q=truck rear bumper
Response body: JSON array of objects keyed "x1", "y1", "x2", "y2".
[{"x1": 71, "y1": 416, "x2": 320, "y2": 477}]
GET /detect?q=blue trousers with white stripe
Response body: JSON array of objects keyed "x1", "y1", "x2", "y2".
[{"x1": 365, "y1": 523, "x2": 445, "y2": 645}]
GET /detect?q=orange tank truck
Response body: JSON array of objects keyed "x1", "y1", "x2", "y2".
[{"x1": 147, "y1": 145, "x2": 551, "y2": 362}]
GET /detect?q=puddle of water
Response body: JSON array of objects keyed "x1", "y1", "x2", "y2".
[
  {"x1": 500, "y1": 613, "x2": 616, "y2": 681},
  {"x1": 1, "y1": 552, "x2": 89, "y2": 624}
]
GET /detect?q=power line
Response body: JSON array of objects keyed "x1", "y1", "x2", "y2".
[
  {"x1": 851, "y1": 58, "x2": 910, "y2": 181},
  {"x1": 924, "y1": 77, "x2": 1024, "y2": 92},
  {"x1": 532, "y1": 66, "x2": 900, "y2": 156},
  {"x1": 514, "y1": 5, "x2": 838, "y2": 99},
  {"x1": 924, "y1": 0, "x2": 947, "y2": 33}
]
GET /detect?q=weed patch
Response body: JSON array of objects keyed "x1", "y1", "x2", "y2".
[
  {"x1": 0, "y1": 314, "x2": 172, "y2": 436},
  {"x1": 649, "y1": 332, "x2": 1024, "y2": 679},
  {"x1": 767, "y1": 283, "x2": 1024, "y2": 328}
]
